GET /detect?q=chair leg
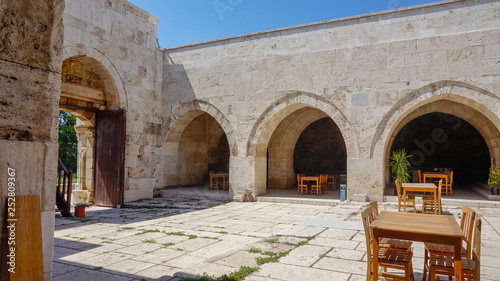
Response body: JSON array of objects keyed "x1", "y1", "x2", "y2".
[
  {"x1": 422, "y1": 249, "x2": 428, "y2": 281},
  {"x1": 429, "y1": 265, "x2": 435, "y2": 281}
]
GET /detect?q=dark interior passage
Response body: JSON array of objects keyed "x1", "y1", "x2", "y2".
[
  {"x1": 293, "y1": 117, "x2": 347, "y2": 177},
  {"x1": 391, "y1": 113, "x2": 490, "y2": 184},
  {"x1": 209, "y1": 133, "x2": 229, "y2": 173}
]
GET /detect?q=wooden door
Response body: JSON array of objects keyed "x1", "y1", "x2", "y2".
[{"x1": 94, "y1": 110, "x2": 126, "y2": 207}]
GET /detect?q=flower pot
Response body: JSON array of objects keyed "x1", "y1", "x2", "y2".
[{"x1": 75, "y1": 206, "x2": 86, "y2": 218}]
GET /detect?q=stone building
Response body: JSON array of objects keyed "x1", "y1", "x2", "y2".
[{"x1": 0, "y1": 0, "x2": 499, "y2": 279}]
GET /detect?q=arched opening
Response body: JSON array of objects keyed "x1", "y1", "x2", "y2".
[
  {"x1": 249, "y1": 93, "x2": 358, "y2": 199},
  {"x1": 265, "y1": 106, "x2": 346, "y2": 198},
  {"x1": 59, "y1": 55, "x2": 125, "y2": 207},
  {"x1": 385, "y1": 98, "x2": 500, "y2": 199},
  {"x1": 164, "y1": 112, "x2": 230, "y2": 189},
  {"x1": 293, "y1": 117, "x2": 347, "y2": 182},
  {"x1": 390, "y1": 113, "x2": 490, "y2": 184}
]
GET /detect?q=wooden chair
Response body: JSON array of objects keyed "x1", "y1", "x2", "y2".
[
  {"x1": 369, "y1": 201, "x2": 413, "y2": 253},
  {"x1": 417, "y1": 170, "x2": 422, "y2": 183},
  {"x1": 297, "y1": 174, "x2": 307, "y2": 194},
  {"x1": 310, "y1": 176, "x2": 323, "y2": 195},
  {"x1": 424, "y1": 217, "x2": 481, "y2": 281},
  {"x1": 361, "y1": 207, "x2": 414, "y2": 281},
  {"x1": 320, "y1": 174, "x2": 328, "y2": 194},
  {"x1": 396, "y1": 180, "x2": 416, "y2": 213},
  {"x1": 422, "y1": 180, "x2": 442, "y2": 215},
  {"x1": 443, "y1": 171, "x2": 453, "y2": 196},
  {"x1": 209, "y1": 171, "x2": 219, "y2": 190},
  {"x1": 422, "y1": 206, "x2": 476, "y2": 281},
  {"x1": 327, "y1": 175, "x2": 336, "y2": 191},
  {"x1": 223, "y1": 174, "x2": 229, "y2": 190}
]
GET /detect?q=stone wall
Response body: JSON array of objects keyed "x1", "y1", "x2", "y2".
[
  {"x1": 0, "y1": 0, "x2": 65, "y2": 279},
  {"x1": 162, "y1": 0, "x2": 500, "y2": 201},
  {"x1": 63, "y1": 0, "x2": 163, "y2": 202}
]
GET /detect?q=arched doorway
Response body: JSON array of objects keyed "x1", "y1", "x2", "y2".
[
  {"x1": 163, "y1": 111, "x2": 230, "y2": 188},
  {"x1": 293, "y1": 117, "x2": 347, "y2": 185},
  {"x1": 383, "y1": 97, "x2": 500, "y2": 198},
  {"x1": 248, "y1": 92, "x2": 358, "y2": 198},
  {"x1": 390, "y1": 112, "x2": 490, "y2": 189},
  {"x1": 266, "y1": 109, "x2": 346, "y2": 194},
  {"x1": 59, "y1": 55, "x2": 125, "y2": 207}
]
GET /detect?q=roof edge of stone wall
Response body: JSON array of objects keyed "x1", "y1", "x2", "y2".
[
  {"x1": 122, "y1": 0, "x2": 160, "y2": 25},
  {"x1": 163, "y1": 0, "x2": 470, "y2": 52}
]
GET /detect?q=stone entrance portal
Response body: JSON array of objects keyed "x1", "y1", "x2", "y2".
[{"x1": 59, "y1": 55, "x2": 123, "y2": 205}]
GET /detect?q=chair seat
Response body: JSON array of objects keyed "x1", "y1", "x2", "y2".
[
  {"x1": 380, "y1": 238, "x2": 413, "y2": 252},
  {"x1": 428, "y1": 254, "x2": 477, "y2": 271},
  {"x1": 378, "y1": 248, "x2": 413, "y2": 265},
  {"x1": 421, "y1": 195, "x2": 433, "y2": 200},
  {"x1": 424, "y1": 242, "x2": 467, "y2": 258}
]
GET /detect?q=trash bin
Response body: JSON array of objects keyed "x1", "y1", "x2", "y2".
[{"x1": 340, "y1": 184, "x2": 346, "y2": 202}]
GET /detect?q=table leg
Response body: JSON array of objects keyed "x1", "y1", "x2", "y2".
[
  {"x1": 445, "y1": 175, "x2": 449, "y2": 195},
  {"x1": 403, "y1": 188, "x2": 407, "y2": 212},
  {"x1": 373, "y1": 229, "x2": 379, "y2": 280},
  {"x1": 454, "y1": 237, "x2": 462, "y2": 281},
  {"x1": 434, "y1": 190, "x2": 437, "y2": 215}
]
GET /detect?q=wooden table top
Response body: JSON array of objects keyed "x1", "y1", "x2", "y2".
[
  {"x1": 301, "y1": 176, "x2": 319, "y2": 181},
  {"x1": 423, "y1": 171, "x2": 449, "y2": 175},
  {"x1": 370, "y1": 211, "x2": 463, "y2": 240},
  {"x1": 210, "y1": 173, "x2": 228, "y2": 177},
  {"x1": 402, "y1": 183, "x2": 436, "y2": 188}
]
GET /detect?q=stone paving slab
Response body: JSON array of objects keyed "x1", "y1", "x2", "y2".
[
  {"x1": 53, "y1": 199, "x2": 500, "y2": 281},
  {"x1": 296, "y1": 218, "x2": 364, "y2": 230}
]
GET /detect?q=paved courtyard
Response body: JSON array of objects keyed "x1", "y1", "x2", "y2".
[{"x1": 53, "y1": 194, "x2": 500, "y2": 281}]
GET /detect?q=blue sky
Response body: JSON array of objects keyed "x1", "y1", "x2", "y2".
[{"x1": 127, "y1": 0, "x2": 442, "y2": 48}]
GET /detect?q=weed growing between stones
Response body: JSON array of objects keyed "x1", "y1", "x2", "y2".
[{"x1": 179, "y1": 266, "x2": 258, "y2": 281}]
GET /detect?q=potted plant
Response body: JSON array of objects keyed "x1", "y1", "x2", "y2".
[
  {"x1": 488, "y1": 163, "x2": 500, "y2": 195},
  {"x1": 74, "y1": 202, "x2": 90, "y2": 218},
  {"x1": 389, "y1": 149, "x2": 412, "y2": 194}
]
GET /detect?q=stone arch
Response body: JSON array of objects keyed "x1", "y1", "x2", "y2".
[
  {"x1": 247, "y1": 92, "x2": 358, "y2": 196},
  {"x1": 247, "y1": 92, "x2": 359, "y2": 158},
  {"x1": 163, "y1": 100, "x2": 237, "y2": 157},
  {"x1": 371, "y1": 81, "x2": 500, "y2": 186},
  {"x1": 62, "y1": 43, "x2": 127, "y2": 110},
  {"x1": 59, "y1": 108, "x2": 94, "y2": 127},
  {"x1": 162, "y1": 100, "x2": 236, "y2": 187}
]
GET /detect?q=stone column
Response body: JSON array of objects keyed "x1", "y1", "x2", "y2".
[
  {"x1": 74, "y1": 123, "x2": 94, "y2": 203},
  {"x1": 0, "y1": 0, "x2": 65, "y2": 280},
  {"x1": 230, "y1": 155, "x2": 259, "y2": 201}
]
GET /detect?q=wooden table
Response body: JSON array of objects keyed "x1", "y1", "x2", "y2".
[
  {"x1": 301, "y1": 176, "x2": 320, "y2": 194},
  {"x1": 210, "y1": 173, "x2": 228, "y2": 190},
  {"x1": 423, "y1": 171, "x2": 449, "y2": 194},
  {"x1": 370, "y1": 212, "x2": 464, "y2": 281},
  {"x1": 402, "y1": 183, "x2": 437, "y2": 214}
]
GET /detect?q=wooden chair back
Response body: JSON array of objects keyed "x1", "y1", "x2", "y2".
[
  {"x1": 418, "y1": 169, "x2": 422, "y2": 183},
  {"x1": 461, "y1": 206, "x2": 477, "y2": 259},
  {"x1": 437, "y1": 179, "x2": 443, "y2": 214},
  {"x1": 361, "y1": 206, "x2": 375, "y2": 279},
  {"x1": 395, "y1": 179, "x2": 402, "y2": 199},
  {"x1": 320, "y1": 174, "x2": 328, "y2": 194},
  {"x1": 297, "y1": 173, "x2": 304, "y2": 183},
  {"x1": 472, "y1": 217, "x2": 482, "y2": 272},
  {"x1": 368, "y1": 201, "x2": 379, "y2": 218}
]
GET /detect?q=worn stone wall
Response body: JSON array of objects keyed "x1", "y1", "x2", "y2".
[
  {"x1": 162, "y1": 0, "x2": 500, "y2": 201},
  {"x1": 0, "y1": 0, "x2": 65, "y2": 279},
  {"x1": 63, "y1": 0, "x2": 163, "y2": 202}
]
